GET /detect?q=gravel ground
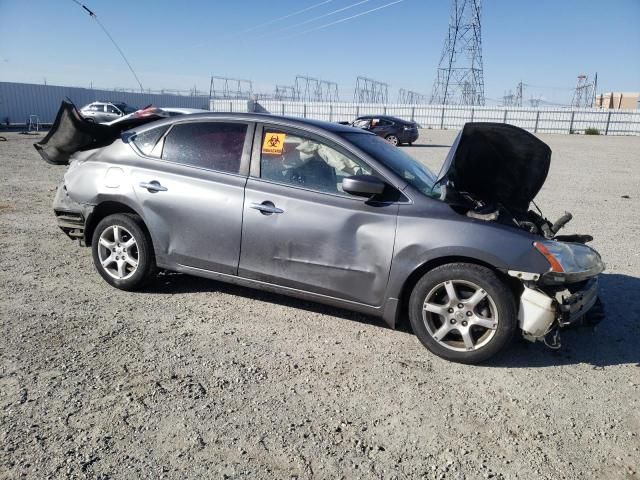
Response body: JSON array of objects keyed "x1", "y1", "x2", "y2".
[{"x1": 1, "y1": 130, "x2": 639, "y2": 479}]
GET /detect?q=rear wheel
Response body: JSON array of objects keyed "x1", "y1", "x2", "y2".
[
  {"x1": 408, "y1": 263, "x2": 516, "y2": 364},
  {"x1": 91, "y1": 213, "x2": 155, "y2": 290},
  {"x1": 385, "y1": 134, "x2": 399, "y2": 146}
]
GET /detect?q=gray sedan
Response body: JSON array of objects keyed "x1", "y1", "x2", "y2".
[{"x1": 35, "y1": 102, "x2": 604, "y2": 363}]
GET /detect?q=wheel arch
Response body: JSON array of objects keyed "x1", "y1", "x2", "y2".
[
  {"x1": 391, "y1": 255, "x2": 521, "y2": 330},
  {"x1": 85, "y1": 200, "x2": 153, "y2": 253}
]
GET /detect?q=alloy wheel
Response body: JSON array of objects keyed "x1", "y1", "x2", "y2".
[
  {"x1": 386, "y1": 135, "x2": 399, "y2": 146},
  {"x1": 97, "y1": 225, "x2": 139, "y2": 280},
  {"x1": 422, "y1": 279, "x2": 498, "y2": 352}
]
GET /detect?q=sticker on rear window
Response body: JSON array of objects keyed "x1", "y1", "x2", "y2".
[{"x1": 262, "y1": 133, "x2": 286, "y2": 155}]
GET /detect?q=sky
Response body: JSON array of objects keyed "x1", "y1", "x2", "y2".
[{"x1": 0, "y1": 0, "x2": 639, "y2": 105}]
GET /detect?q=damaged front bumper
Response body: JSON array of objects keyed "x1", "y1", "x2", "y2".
[
  {"x1": 513, "y1": 273, "x2": 604, "y2": 344},
  {"x1": 52, "y1": 182, "x2": 92, "y2": 244}
]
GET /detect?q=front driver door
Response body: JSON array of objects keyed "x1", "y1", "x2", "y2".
[{"x1": 238, "y1": 125, "x2": 398, "y2": 306}]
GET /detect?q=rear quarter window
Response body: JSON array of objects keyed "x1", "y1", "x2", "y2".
[
  {"x1": 161, "y1": 122, "x2": 248, "y2": 173},
  {"x1": 131, "y1": 126, "x2": 169, "y2": 157}
]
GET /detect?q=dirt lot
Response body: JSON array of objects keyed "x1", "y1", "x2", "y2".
[{"x1": 1, "y1": 130, "x2": 639, "y2": 479}]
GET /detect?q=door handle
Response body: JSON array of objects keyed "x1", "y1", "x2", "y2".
[
  {"x1": 139, "y1": 181, "x2": 167, "y2": 193},
  {"x1": 251, "y1": 201, "x2": 284, "y2": 215}
]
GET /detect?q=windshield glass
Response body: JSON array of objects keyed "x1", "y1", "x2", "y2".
[{"x1": 343, "y1": 133, "x2": 441, "y2": 198}]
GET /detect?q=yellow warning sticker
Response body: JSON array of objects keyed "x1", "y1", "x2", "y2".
[{"x1": 262, "y1": 132, "x2": 286, "y2": 155}]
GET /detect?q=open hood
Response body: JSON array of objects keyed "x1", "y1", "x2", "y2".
[
  {"x1": 34, "y1": 101, "x2": 181, "y2": 165},
  {"x1": 437, "y1": 122, "x2": 551, "y2": 212}
]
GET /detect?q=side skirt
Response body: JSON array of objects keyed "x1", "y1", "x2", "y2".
[{"x1": 160, "y1": 262, "x2": 399, "y2": 327}]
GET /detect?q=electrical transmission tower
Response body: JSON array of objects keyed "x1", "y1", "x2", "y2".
[
  {"x1": 294, "y1": 76, "x2": 339, "y2": 102},
  {"x1": 430, "y1": 0, "x2": 485, "y2": 105},
  {"x1": 502, "y1": 91, "x2": 515, "y2": 107},
  {"x1": 398, "y1": 89, "x2": 427, "y2": 104},
  {"x1": 274, "y1": 85, "x2": 296, "y2": 101},
  {"x1": 515, "y1": 81, "x2": 524, "y2": 107},
  {"x1": 353, "y1": 76, "x2": 389, "y2": 104},
  {"x1": 571, "y1": 74, "x2": 597, "y2": 108},
  {"x1": 529, "y1": 96, "x2": 542, "y2": 108},
  {"x1": 209, "y1": 76, "x2": 253, "y2": 99}
]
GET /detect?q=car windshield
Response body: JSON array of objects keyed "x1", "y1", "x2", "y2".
[{"x1": 343, "y1": 133, "x2": 441, "y2": 198}]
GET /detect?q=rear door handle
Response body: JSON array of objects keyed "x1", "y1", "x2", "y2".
[
  {"x1": 251, "y1": 201, "x2": 284, "y2": 215},
  {"x1": 139, "y1": 181, "x2": 167, "y2": 192}
]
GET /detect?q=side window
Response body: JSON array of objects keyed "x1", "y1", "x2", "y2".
[
  {"x1": 131, "y1": 125, "x2": 169, "y2": 157},
  {"x1": 162, "y1": 122, "x2": 247, "y2": 173},
  {"x1": 260, "y1": 129, "x2": 372, "y2": 195},
  {"x1": 352, "y1": 118, "x2": 371, "y2": 128},
  {"x1": 106, "y1": 104, "x2": 121, "y2": 114},
  {"x1": 88, "y1": 104, "x2": 103, "y2": 112}
]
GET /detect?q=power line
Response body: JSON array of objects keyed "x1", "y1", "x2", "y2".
[
  {"x1": 70, "y1": 0, "x2": 144, "y2": 92},
  {"x1": 279, "y1": 0, "x2": 405, "y2": 40},
  {"x1": 238, "y1": 0, "x2": 335, "y2": 35},
  {"x1": 253, "y1": 0, "x2": 370, "y2": 38}
]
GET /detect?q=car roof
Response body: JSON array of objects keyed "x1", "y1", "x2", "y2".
[
  {"x1": 133, "y1": 112, "x2": 370, "y2": 135},
  {"x1": 356, "y1": 115, "x2": 410, "y2": 123}
]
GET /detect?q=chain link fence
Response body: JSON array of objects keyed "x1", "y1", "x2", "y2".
[{"x1": 210, "y1": 99, "x2": 640, "y2": 136}]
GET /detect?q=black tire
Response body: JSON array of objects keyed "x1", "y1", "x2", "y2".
[
  {"x1": 91, "y1": 213, "x2": 155, "y2": 291},
  {"x1": 408, "y1": 263, "x2": 516, "y2": 364},
  {"x1": 385, "y1": 134, "x2": 399, "y2": 146}
]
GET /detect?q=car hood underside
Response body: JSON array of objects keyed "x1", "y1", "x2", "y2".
[{"x1": 436, "y1": 122, "x2": 552, "y2": 212}]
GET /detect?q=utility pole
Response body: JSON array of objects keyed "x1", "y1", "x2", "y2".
[{"x1": 431, "y1": 0, "x2": 485, "y2": 105}]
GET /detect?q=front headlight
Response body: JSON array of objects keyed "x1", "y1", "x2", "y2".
[{"x1": 534, "y1": 240, "x2": 605, "y2": 283}]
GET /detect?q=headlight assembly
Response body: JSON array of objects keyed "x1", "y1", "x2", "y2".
[{"x1": 534, "y1": 240, "x2": 605, "y2": 283}]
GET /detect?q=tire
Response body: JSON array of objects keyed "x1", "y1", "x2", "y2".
[
  {"x1": 385, "y1": 134, "x2": 399, "y2": 146},
  {"x1": 91, "y1": 213, "x2": 155, "y2": 291},
  {"x1": 408, "y1": 263, "x2": 516, "y2": 364}
]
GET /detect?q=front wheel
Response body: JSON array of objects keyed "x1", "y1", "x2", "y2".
[
  {"x1": 91, "y1": 213, "x2": 155, "y2": 291},
  {"x1": 408, "y1": 263, "x2": 517, "y2": 364}
]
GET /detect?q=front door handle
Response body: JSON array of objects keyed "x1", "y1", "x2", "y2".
[
  {"x1": 139, "y1": 181, "x2": 167, "y2": 193},
  {"x1": 251, "y1": 201, "x2": 284, "y2": 215}
]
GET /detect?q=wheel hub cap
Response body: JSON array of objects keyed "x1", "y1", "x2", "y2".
[
  {"x1": 422, "y1": 280, "x2": 499, "y2": 352},
  {"x1": 97, "y1": 225, "x2": 139, "y2": 280}
]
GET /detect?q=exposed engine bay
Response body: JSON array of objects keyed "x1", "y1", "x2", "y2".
[{"x1": 434, "y1": 122, "x2": 605, "y2": 348}]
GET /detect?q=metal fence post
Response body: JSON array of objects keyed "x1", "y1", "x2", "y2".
[
  {"x1": 383, "y1": 105, "x2": 387, "y2": 115},
  {"x1": 470, "y1": 108, "x2": 475, "y2": 122},
  {"x1": 303, "y1": 104, "x2": 307, "y2": 119},
  {"x1": 356, "y1": 105, "x2": 360, "y2": 117},
  {"x1": 503, "y1": 109, "x2": 508, "y2": 124},
  {"x1": 440, "y1": 107, "x2": 445, "y2": 129},
  {"x1": 534, "y1": 111, "x2": 540, "y2": 133},
  {"x1": 605, "y1": 111, "x2": 612, "y2": 135},
  {"x1": 329, "y1": 104, "x2": 333, "y2": 122},
  {"x1": 569, "y1": 111, "x2": 575, "y2": 134},
  {"x1": 411, "y1": 107, "x2": 415, "y2": 122},
  {"x1": 281, "y1": 103, "x2": 285, "y2": 115}
]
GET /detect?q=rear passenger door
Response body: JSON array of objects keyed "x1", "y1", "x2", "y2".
[
  {"x1": 129, "y1": 120, "x2": 254, "y2": 273},
  {"x1": 370, "y1": 118, "x2": 394, "y2": 138}
]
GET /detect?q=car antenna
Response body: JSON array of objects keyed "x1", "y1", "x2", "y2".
[{"x1": 69, "y1": 0, "x2": 145, "y2": 93}]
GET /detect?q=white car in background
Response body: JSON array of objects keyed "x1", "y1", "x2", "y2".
[{"x1": 79, "y1": 101, "x2": 137, "y2": 123}]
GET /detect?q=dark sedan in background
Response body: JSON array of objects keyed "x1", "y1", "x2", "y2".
[{"x1": 349, "y1": 115, "x2": 419, "y2": 146}]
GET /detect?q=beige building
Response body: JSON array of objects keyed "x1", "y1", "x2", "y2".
[{"x1": 594, "y1": 92, "x2": 639, "y2": 110}]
